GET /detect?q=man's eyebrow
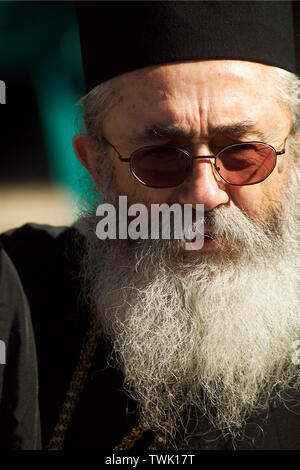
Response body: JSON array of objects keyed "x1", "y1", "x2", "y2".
[
  {"x1": 134, "y1": 121, "x2": 267, "y2": 142},
  {"x1": 210, "y1": 122, "x2": 266, "y2": 140}
]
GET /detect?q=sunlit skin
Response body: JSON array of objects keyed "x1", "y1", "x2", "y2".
[{"x1": 73, "y1": 60, "x2": 293, "y2": 251}]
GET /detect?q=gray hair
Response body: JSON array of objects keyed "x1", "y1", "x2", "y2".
[
  {"x1": 78, "y1": 79, "x2": 118, "y2": 145},
  {"x1": 79, "y1": 67, "x2": 300, "y2": 145},
  {"x1": 276, "y1": 68, "x2": 300, "y2": 135}
]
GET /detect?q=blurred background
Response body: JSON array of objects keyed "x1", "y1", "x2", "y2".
[{"x1": 0, "y1": 0, "x2": 98, "y2": 232}]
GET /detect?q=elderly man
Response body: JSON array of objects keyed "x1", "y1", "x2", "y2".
[{"x1": 1, "y1": 1, "x2": 300, "y2": 450}]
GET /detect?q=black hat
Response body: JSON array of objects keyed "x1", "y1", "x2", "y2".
[{"x1": 76, "y1": 1, "x2": 297, "y2": 93}]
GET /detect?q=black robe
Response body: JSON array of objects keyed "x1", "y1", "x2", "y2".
[
  {"x1": 1, "y1": 224, "x2": 300, "y2": 450},
  {"x1": 0, "y1": 243, "x2": 41, "y2": 449}
]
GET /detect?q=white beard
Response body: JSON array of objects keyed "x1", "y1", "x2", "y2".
[{"x1": 76, "y1": 145, "x2": 300, "y2": 449}]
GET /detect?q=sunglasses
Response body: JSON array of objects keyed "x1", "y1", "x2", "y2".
[{"x1": 105, "y1": 140, "x2": 286, "y2": 188}]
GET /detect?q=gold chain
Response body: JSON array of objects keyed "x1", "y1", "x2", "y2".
[
  {"x1": 45, "y1": 313, "x2": 180, "y2": 451},
  {"x1": 113, "y1": 391, "x2": 183, "y2": 450},
  {"x1": 113, "y1": 420, "x2": 168, "y2": 450},
  {"x1": 113, "y1": 420, "x2": 150, "y2": 450},
  {"x1": 45, "y1": 314, "x2": 101, "y2": 450}
]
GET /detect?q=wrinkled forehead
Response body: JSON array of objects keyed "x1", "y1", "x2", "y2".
[{"x1": 104, "y1": 60, "x2": 290, "y2": 142}]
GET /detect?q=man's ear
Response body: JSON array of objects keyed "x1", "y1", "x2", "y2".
[
  {"x1": 73, "y1": 134, "x2": 104, "y2": 193},
  {"x1": 73, "y1": 134, "x2": 95, "y2": 172}
]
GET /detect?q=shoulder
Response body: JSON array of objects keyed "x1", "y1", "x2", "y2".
[
  {"x1": 1, "y1": 223, "x2": 81, "y2": 272},
  {"x1": 0, "y1": 245, "x2": 33, "y2": 349},
  {"x1": 0, "y1": 223, "x2": 84, "y2": 311},
  {"x1": 0, "y1": 222, "x2": 88, "y2": 343}
]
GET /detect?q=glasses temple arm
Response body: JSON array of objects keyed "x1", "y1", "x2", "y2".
[{"x1": 103, "y1": 136, "x2": 131, "y2": 162}]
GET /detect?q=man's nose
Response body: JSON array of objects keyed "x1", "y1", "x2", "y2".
[{"x1": 177, "y1": 148, "x2": 230, "y2": 211}]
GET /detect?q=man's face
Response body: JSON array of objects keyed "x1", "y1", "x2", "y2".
[
  {"x1": 76, "y1": 60, "x2": 300, "y2": 445},
  {"x1": 99, "y1": 60, "x2": 291, "y2": 242}
]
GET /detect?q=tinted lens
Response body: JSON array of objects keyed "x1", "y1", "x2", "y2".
[
  {"x1": 216, "y1": 143, "x2": 276, "y2": 185},
  {"x1": 131, "y1": 146, "x2": 191, "y2": 187}
]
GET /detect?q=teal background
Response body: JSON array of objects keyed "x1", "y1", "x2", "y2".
[{"x1": 0, "y1": 0, "x2": 97, "y2": 204}]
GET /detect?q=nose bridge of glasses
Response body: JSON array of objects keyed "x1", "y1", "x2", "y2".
[
  {"x1": 192, "y1": 154, "x2": 216, "y2": 161},
  {"x1": 191, "y1": 155, "x2": 220, "y2": 184},
  {"x1": 189, "y1": 154, "x2": 220, "y2": 183},
  {"x1": 191, "y1": 155, "x2": 217, "y2": 173}
]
